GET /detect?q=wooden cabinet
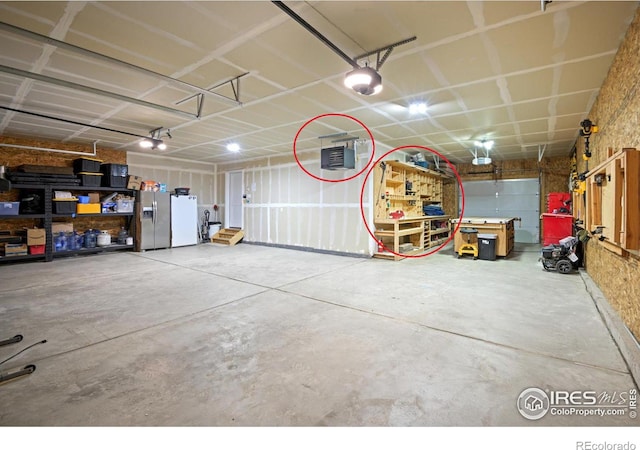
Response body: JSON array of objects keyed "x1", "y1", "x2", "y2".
[
  {"x1": 425, "y1": 216, "x2": 451, "y2": 249},
  {"x1": 372, "y1": 160, "x2": 449, "y2": 260},
  {"x1": 374, "y1": 216, "x2": 451, "y2": 261},
  {"x1": 585, "y1": 147, "x2": 640, "y2": 254}
]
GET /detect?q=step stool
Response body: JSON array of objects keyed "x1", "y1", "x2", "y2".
[{"x1": 457, "y1": 227, "x2": 478, "y2": 260}]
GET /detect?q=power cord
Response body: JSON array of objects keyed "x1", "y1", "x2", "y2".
[{"x1": 0, "y1": 339, "x2": 47, "y2": 367}]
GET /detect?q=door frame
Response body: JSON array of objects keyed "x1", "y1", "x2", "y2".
[{"x1": 225, "y1": 170, "x2": 244, "y2": 229}]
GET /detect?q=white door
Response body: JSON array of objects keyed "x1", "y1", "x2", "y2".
[
  {"x1": 459, "y1": 178, "x2": 540, "y2": 243},
  {"x1": 225, "y1": 170, "x2": 243, "y2": 229}
]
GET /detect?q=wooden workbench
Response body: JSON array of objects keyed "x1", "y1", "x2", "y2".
[
  {"x1": 451, "y1": 217, "x2": 517, "y2": 257},
  {"x1": 373, "y1": 215, "x2": 450, "y2": 260}
]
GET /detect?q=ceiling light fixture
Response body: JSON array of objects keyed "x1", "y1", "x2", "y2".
[
  {"x1": 474, "y1": 139, "x2": 494, "y2": 150},
  {"x1": 409, "y1": 102, "x2": 428, "y2": 114},
  {"x1": 139, "y1": 127, "x2": 169, "y2": 151},
  {"x1": 344, "y1": 65, "x2": 383, "y2": 96},
  {"x1": 272, "y1": 1, "x2": 415, "y2": 97},
  {"x1": 471, "y1": 139, "x2": 495, "y2": 165},
  {"x1": 227, "y1": 142, "x2": 240, "y2": 152}
]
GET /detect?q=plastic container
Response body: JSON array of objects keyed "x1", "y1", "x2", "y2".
[
  {"x1": 0, "y1": 201, "x2": 20, "y2": 216},
  {"x1": 117, "y1": 227, "x2": 128, "y2": 245},
  {"x1": 100, "y1": 164, "x2": 128, "y2": 188},
  {"x1": 478, "y1": 233, "x2": 497, "y2": 261},
  {"x1": 77, "y1": 196, "x2": 90, "y2": 204},
  {"x1": 54, "y1": 232, "x2": 68, "y2": 252},
  {"x1": 101, "y1": 202, "x2": 117, "y2": 213},
  {"x1": 209, "y1": 222, "x2": 222, "y2": 237},
  {"x1": 116, "y1": 199, "x2": 134, "y2": 213},
  {"x1": 52, "y1": 199, "x2": 78, "y2": 214},
  {"x1": 78, "y1": 172, "x2": 103, "y2": 187},
  {"x1": 84, "y1": 229, "x2": 97, "y2": 248},
  {"x1": 77, "y1": 203, "x2": 101, "y2": 214},
  {"x1": 73, "y1": 157, "x2": 103, "y2": 173},
  {"x1": 29, "y1": 244, "x2": 45, "y2": 255}
]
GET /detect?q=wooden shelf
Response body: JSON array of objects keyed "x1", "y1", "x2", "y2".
[{"x1": 373, "y1": 215, "x2": 450, "y2": 260}]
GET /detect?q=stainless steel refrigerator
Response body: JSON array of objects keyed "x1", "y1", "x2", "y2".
[{"x1": 139, "y1": 191, "x2": 171, "y2": 250}]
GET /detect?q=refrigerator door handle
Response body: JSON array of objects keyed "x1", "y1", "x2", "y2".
[{"x1": 153, "y1": 200, "x2": 157, "y2": 225}]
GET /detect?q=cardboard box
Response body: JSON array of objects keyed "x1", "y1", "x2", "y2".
[
  {"x1": 27, "y1": 228, "x2": 46, "y2": 246},
  {"x1": 52, "y1": 222, "x2": 73, "y2": 235},
  {"x1": 1, "y1": 243, "x2": 28, "y2": 256},
  {"x1": 88, "y1": 193, "x2": 100, "y2": 204},
  {"x1": 127, "y1": 175, "x2": 143, "y2": 190},
  {"x1": 77, "y1": 203, "x2": 101, "y2": 214}
]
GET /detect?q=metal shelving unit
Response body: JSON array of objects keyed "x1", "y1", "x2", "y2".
[{"x1": 0, "y1": 183, "x2": 136, "y2": 264}]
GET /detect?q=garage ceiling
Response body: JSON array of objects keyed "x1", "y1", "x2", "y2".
[{"x1": 0, "y1": 1, "x2": 637, "y2": 165}]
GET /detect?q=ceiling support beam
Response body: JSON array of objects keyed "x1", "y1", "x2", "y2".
[
  {"x1": 272, "y1": 2, "x2": 416, "y2": 74},
  {"x1": 0, "y1": 21, "x2": 240, "y2": 106},
  {"x1": 0, "y1": 64, "x2": 197, "y2": 119},
  {"x1": 432, "y1": 155, "x2": 441, "y2": 170},
  {"x1": 353, "y1": 36, "x2": 417, "y2": 71},
  {"x1": 538, "y1": 144, "x2": 547, "y2": 162},
  {"x1": 0, "y1": 106, "x2": 158, "y2": 141},
  {"x1": 176, "y1": 72, "x2": 249, "y2": 113},
  {"x1": 271, "y1": 1, "x2": 359, "y2": 69}
]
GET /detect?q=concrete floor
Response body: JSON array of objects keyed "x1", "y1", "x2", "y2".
[{"x1": 0, "y1": 242, "x2": 636, "y2": 426}]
